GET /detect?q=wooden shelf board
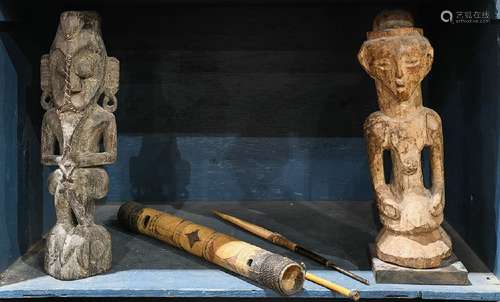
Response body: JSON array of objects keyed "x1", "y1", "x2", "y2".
[{"x1": 1, "y1": 201, "x2": 499, "y2": 300}]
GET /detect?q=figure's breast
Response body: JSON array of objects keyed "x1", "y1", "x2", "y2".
[{"x1": 389, "y1": 123, "x2": 425, "y2": 176}]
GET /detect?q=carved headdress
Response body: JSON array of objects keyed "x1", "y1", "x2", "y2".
[{"x1": 358, "y1": 10, "x2": 433, "y2": 63}]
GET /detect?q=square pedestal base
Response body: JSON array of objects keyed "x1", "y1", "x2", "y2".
[{"x1": 370, "y1": 245, "x2": 470, "y2": 285}]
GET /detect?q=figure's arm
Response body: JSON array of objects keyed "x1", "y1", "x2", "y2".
[
  {"x1": 365, "y1": 118, "x2": 399, "y2": 219},
  {"x1": 75, "y1": 117, "x2": 117, "y2": 167},
  {"x1": 428, "y1": 113, "x2": 445, "y2": 215},
  {"x1": 41, "y1": 114, "x2": 60, "y2": 166},
  {"x1": 367, "y1": 141, "x2": 386, "y2": 193},
  {"x1": 367, "y1": 140, "x2": 394, "y2": 202},
  {"x1": 430, "y1": 135, "x2": 444, "y2": 193}
]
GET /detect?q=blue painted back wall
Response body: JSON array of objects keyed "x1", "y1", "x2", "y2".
[
  {"x1": 43, "y1": 136, "x2": 373, "y2": 213},
  {"x1": 109, "y1": 136, "x2": 373, "y2": 202}
]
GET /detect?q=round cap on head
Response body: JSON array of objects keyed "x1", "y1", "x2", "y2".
[
  {"x1": 366, "y1": 10, "x2": 422, "y2": 40},
  {"x1": 373, "y1": 10, "x2": 414, "y2": 31}
]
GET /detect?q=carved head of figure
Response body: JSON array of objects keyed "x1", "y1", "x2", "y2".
[
  {"x1": 358, "y1": 10, "x2": 433, "y2": 105},
  {"x1": 41, "y1": 11, "x2": 119, "y2": 113}
]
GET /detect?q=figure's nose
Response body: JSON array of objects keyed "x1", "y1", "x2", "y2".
[
  {"x1": 395, "y1": 62, "x2": 404, "y2": 83},
  {"x1": 69, "y1": 72, "x2": 82, "y2": 93}
]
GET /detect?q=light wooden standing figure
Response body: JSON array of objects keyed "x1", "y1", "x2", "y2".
[
  {"x1": 40, "y1": 11, "x2": 119, "y2": 279},
  {"x1": 358, "y1": 10, "x2": 451, "y2": 268}
]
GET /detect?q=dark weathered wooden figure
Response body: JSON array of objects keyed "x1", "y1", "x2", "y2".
[{"x1": 40, "y1": 11, "x2": 119, "y2": 280}]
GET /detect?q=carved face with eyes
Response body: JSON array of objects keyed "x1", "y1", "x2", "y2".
[
  {"x1": 50, "y1": 45, "x2": 106, "y2": 111},
  {"x1": 359, "y1": 34, "x2": 433, "y2": 103},
  {"x1": 40, "y1": 11, "x2": 119, "y2": 114}
]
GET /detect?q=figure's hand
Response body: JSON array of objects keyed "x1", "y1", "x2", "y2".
[
  {"x1": 56, "y1": 156, "x2": 66, "y2": 175},
  {"x1": 57, "y1": 157, "x2": 76, "y2": 181},
  {"x1": 376, "y1": 187, "x2": 400, "y2": 220},
  {"x1": 380, "y1": 197, "x2": 400, "y2": 220},
  {"x1": 63, "y1": 159, "x2": 76, "y2": 179},
  {"x1": 430, "y1": 192, "x2": 444, "y2": 217}
]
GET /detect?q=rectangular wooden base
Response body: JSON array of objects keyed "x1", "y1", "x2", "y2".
[{"x1": 371, "y1": 245, "x2": 470, "y2": 285}]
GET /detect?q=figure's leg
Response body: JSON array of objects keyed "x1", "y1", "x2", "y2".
[
  {"x1": 45, "y1": 169, "x2": 76, "y2": 279},
  {"x1": 57, "y1": 168, "x2": 112, "y2": 279},
  {"x1": 66, "y1": 188, "x2": 94, "y2": 226},
  {"x1": 48, "y1": 169, "x2": 74, "y2": 226},
  {"x1": 70, "y1": 168, "x2": 109, "y2": 226},
  {"x1": 59, "y1": 168, "x2": 97, "y2": 226}
]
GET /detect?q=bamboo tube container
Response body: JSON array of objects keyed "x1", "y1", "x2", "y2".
[{"x1": 118, "y1": 202, "x2": 305, "y2": 295}]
